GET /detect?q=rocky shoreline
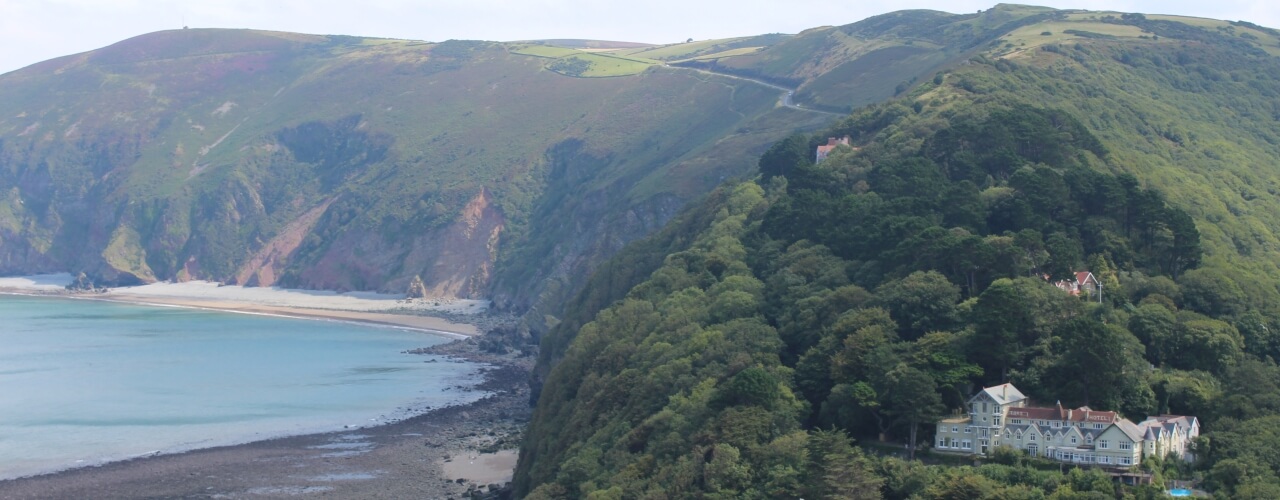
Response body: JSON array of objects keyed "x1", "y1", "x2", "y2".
[{"x1": 0, "y1": 334, "x2": 533, "y2": 499}]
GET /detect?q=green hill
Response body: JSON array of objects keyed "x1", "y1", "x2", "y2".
[
  {"x1": 515, "y1": 6, "x2": 1280, "y2": 498},
  {"x1": 0, "y1": 29, "x2": 830, "y2": 302}
]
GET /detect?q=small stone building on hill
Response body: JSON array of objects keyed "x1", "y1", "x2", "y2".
[{"x1": 815, "y1": 136, "x2": 851, "y2": 162}]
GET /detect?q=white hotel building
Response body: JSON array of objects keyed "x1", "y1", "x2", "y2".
[{"x1": 935, "y1": 383, "x2": 1198, "y2": 469}]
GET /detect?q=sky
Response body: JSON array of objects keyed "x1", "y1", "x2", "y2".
[{"x1": 2, "y1": 0, "x2": 1279, "y2": 75}]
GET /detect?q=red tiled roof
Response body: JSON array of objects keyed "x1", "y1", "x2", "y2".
[{"x1": 1006, "y1": 405, "x2": 1119, "y2": 423}]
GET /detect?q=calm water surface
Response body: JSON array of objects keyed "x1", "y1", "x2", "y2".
[{"x1": 0, "y1": 294, "x2": 483, "y2": 479}]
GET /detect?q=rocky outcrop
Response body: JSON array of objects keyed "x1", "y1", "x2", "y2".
[{"x1": 406, "y1": 275, "x2": 428, "y2": 298}]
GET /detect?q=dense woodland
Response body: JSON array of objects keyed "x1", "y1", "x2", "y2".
[{"x1": 515, "y1": 36, "x2": 1280, "y2": 497}]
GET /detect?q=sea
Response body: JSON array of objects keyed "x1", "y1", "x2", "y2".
[{"x1": 0, "y1": 294, "x2": 484, "y2": 480}]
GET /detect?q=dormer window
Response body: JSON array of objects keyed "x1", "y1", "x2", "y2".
[{"x1": 1086, "y1": 435, "x2": 1093, "y2": 444}]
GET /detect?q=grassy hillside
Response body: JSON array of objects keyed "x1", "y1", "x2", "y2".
[
  {"x1": 672, "y1": 5, "x2": 1073, "y2": 112},
  {"x1": 516, "y1": 6, "x2": 1280, "y2": 498},
  {"x1": 0, "y1": 29, "x2": 829, "y2": 300}
]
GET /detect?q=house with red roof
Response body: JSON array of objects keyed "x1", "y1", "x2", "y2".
[
  {"x1": 1051, "y1": 271, "x2": 1100, "y2": 296},
  {"x1": 815, "y1": 136, "x2": 852, "y2": 162}
]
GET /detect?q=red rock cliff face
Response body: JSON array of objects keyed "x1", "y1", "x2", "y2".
[
  {"x1": 405, "y1": 188, "x2": 504, "y2": 298},
  {"x1": 290, "y1": 189, "x2": 503, "y2": 298},
  {"x1": 231, "y1": 198, "x2": 336, "y2": 287}
]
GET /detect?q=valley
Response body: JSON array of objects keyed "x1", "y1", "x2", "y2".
[{"x1": 7, "y1": 3, "x2": 1280, "y2": 498}]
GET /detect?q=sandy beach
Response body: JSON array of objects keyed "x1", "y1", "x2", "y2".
[{"x1": 0, "y1": 274, "x2": 484, "y2": 338}]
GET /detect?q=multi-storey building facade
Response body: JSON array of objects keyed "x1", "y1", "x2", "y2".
[{"x1": 935, "y1": 383, "x2": 1197, "y2": 469}]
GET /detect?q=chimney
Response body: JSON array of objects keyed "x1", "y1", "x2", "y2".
[{"x1": 1003, "y1": 385, "x2": 1007, "y2": 399}]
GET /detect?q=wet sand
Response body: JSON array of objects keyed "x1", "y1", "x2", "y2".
[
  {"x1": 441, "y1": 449, "x2": 520, "y2": 485},
  {"x1": 100, "y1": 293, "x2": 479, "y2": 337}
]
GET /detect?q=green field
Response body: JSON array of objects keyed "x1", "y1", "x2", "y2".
[
  {"x1": 617, "y1": 37, "x2": 750, "y2": 60},
  {"x1": 510, "y1": 44, "x2": 581, "y2": 59},
  {"x1": 996, "y1": 21, "x2": 1151, "y2": 56},
  {"x1": 673, "y1": 46, "x2": 764, "y2": 62}
]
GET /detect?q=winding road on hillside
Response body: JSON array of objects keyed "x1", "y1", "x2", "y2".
[{"x1": 669, "y1": 65, "x2": 846, "y2": 117}]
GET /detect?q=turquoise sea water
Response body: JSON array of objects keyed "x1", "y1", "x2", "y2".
[{"x1": 0, "y1": 294, "x2": 483, "y2": 480}]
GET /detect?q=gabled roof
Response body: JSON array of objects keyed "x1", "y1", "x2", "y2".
[
  {"x1": 972, "y1": 383, "x2": 1027, "y2": 406},
  {"x1": 1138, "y1": 414, "x2": 1198, "y2": 441},
  {"x1": 1076, "y1": 271, "x2": 1097, "y2": 285},
  {"x1": 1145, "y1": 415, "x2": 1198, "y2": 430},
  {"x1": 1113, "y1": 419, "x2": 1145, "y2": 442}
]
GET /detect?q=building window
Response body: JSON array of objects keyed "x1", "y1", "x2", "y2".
[
  {"x1": 1099, "y1": 456, "x2": 1110, "y2": 464},
  {"x1": 994, "y1": 417, "x2": 1001, "y2": 426},
  {"x1": 1052, "y1": 421, "x2": 1061, "y2": 428},
  {"x1": 1099, "y1": 440, "x2": 1108, "y2": 449},
  {"x1": 939, "y1": 439, "x2": 946, "y2": 448},
  {"x1": 1120, "y1": 442, "x2": 1132, "y2": 450},
  {"x1": 983, "y1": 402, "x2": 988, "y2": 413},
  {"x1": 1086, "y1": 435, "x2": 1093, "y2": 444},
  {"x1": 1070, "y1": 436, "x2": 1078, "y2": 444},
  {"x1": 962, "y1": 440, "x2": 971, "y2": 449},
  {"x1": 1011, "y1": 419, "x2": 1021, "y2": 424},
  {"x1": 1030, "y1": 434, "x2": 1036, "y2": 441},
  {"x1": 965, "y1": 426, "x2": 972, "y2": 434},
  {"x1": 992, "y1": 405, "x2": 1001, "y2": 415},
  {"x1": 1121, "y1": 457, "x2": 1132, "y2": 465},
  {"x1": 952, "y1": 426, "x2": 959, "y2": 433},
  {"x1": 1094, "y1": 423, "x2": 1104, "y2": 429},
  {"x1": 1028, "y1": 444, "x2": 1038, "y2": 457}
]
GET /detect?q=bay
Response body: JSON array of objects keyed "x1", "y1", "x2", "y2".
[{"x1": 0, "y1": 294, "x2": 483, "y2": 480}]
